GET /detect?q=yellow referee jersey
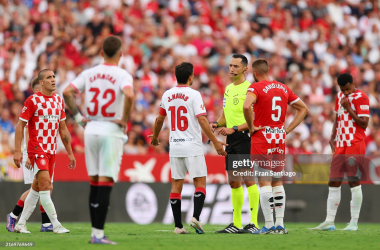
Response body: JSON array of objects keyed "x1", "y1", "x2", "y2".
[{"x1": 223, "y1": 80, "x2": 251, "y2": 128}]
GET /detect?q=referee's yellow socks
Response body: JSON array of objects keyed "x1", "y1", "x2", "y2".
[
  {"x1": 247, "y1": 184, "x2": 260, "y2": 227},
  {"x1": 231, "y1": 186, "x2": 244, "y2": 228}
]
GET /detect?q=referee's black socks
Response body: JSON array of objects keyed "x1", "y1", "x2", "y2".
[
  {"x1": 170, "y1": 193, "x2": 183, "y2": 228},
  {"x1": 193, "y1": 187, "x2": 206, "y2": 221}
]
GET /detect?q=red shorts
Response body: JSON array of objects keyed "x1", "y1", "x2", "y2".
[
  {"x1": 329, "y1": 141, "x2": 366, "y2": 179},
  {"x1": 28, "y1": 153, "x2": 56, "y2": 180},
  {"x1": 251, "y1": 143, "x2": 285, "y2": 172}
]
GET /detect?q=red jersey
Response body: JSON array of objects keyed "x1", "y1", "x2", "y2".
[
  {"x1": 334, "y1": 90, "x2": 370, "y2": 148},
  {"x1": 19, "y1": 92, "x2": 66, "y2": 155},
  {"x1": 247, "y1": 80, "x2": 299, "y2": 144}
]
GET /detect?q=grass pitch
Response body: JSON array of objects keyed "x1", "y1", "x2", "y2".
[{"x1": 1, "y1": 223, "x2": 379, "y2": 250}]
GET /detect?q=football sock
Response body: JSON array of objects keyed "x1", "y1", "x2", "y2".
[
  {"x1": 39, "y1": 191, "x2": 60, "y2": 228},
  {"x1": 18, "y1": 189, "x2": 39, "y2": 225},
  {"x1": 273, "y1": 185, "x2": 286, "y2": 227},
  {"x1": 170, "y1": 193, "x2": 183, "y2": 228},
  {"x1": 11, "y1": 199, "x2": 24, "y2": 218},
  {"x1": 247, "y1": 184, "x2": 259, "y2": 226},
  {"x1": 89, "y1": 181, "x2": 99, "y2": 237},
  {"x1": 93, "y1": 181, "x2": 113, "y2": 239},
  {"x1": 231, "y1": 186, "x2": 244, "y2": 228},
  {"x1": 40, "y1": 205, "x2": 51, "y2": 225},
  {"x1": 193, "y1": 187, "x2": 206, "y2": 221},
  {"x1": 260, "y1": 185, "x2": 274, "y2": 228},
  {"x1": 326, "y1": 186, "x2": 341, "y2": 222},
  {"x1": 350, "y1": 185, "x2": 362, "y2": 224}
]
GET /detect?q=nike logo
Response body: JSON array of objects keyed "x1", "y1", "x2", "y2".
[
  {"x1": 194, "y1": 194, "x2": 201, "y2": 197},
  {"x1": 91, "y1": 203, "x2": 99, "y2": 208}
]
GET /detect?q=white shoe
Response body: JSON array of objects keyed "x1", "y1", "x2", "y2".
[
  {"x1": 310, "y1": 221, "x2": 335, "y2": 231},
  {"x1": 14, "y1": 224, "x2": 31, "y2": 234},
  {"x1": 189, "y1": 217, "x2": 204, "y2": 234},
  {"x1": 174, "y1": 227, "x2": 188, "y2": 234},
  {"x1": 53, "y1": 225, "x2": 70, "y2": 234},
  {"x1": 342, "y1": 222, "x2": 358, "y2": 231}
]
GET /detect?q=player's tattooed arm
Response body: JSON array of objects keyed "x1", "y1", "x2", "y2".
[
  {"x1": 13, "y1": 120, "x2": 27, "y2": 168},
  {"x1": 63, "y1": 85, "x2": 80, "y2": 116}
]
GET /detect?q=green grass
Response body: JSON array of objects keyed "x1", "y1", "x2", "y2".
[{"x1": 1, "y1": 223, "x2": 379, "y2": 250}]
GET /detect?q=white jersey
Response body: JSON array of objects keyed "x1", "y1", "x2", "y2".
[
  {"x1": 160, "y1": 86, "x2": 207, "y2": 157},
  {"x1": 71, "y1": 63, "x2": 133, "y2": 138}
]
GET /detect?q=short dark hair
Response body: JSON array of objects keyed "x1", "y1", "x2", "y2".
[
  {"x1": 175, "y1": 62, "x2": 193, "y2": 84},
  {"x1": 103, "y1": 36, "x2": 122, "y2": 58},
  {"x1": 232, "y1": 54, "x2": 248, "y2": 67},
  {"x1": 251, "y1": 58, "x2": 269, "y2": 75},
  {"x1": 31, "y1": 77, "x2": 39, "y2": 89},
  {"x1": 38, "y1": 69, "x2": 53, "y2": 81},
  {"x1": 337, "y1": 73, "x2": 353, "y2": 86}
]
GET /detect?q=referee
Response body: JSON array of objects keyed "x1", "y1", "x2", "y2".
[{"x1": 212, "y1": 54, "x2": 260, "y2": 234}]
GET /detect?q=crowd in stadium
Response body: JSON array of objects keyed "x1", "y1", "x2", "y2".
[{"x1": 0, "y1": 0, "x2": 380, "y2": 157}]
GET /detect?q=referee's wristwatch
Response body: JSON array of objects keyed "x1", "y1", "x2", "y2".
[
  {"x1": 233, "y1": 126, "x2": 238, "y2": 133},
  {"x1": 213, "y1": 121, "x2": 219, "y2": 128}
]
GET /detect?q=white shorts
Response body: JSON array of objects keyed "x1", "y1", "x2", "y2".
[
  {"x1": 22, "y1": 152, "x2": 33, "y2": 185},
  {"x1": 170, "y1": 155, "x2": 207, "y2": 180},
  {"x1": 85, "y1": 134, "x2": 124, "y2": 182}
]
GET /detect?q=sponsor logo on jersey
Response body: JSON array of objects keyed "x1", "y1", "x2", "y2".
[
  {"x1": 360, "y1": 105, "x2": 369, "y2": 110},
  {"x1": 41, "y1": 115, "x2": 60, "y2": 123},
  {"x1": 265, "y1": 127, "x2": 285, "y2": 134},
  {"x1": 171, "y1": 138, "x2": 196, "y2": 143},
  {"x1": 267, "y1": 147, "x2": 284, "y2": 154},
  {"x1": 200, "y1": 104, "x2": 205, "y2": 110},
  {"x1": 22, "y1": 106, "x2": 27, "y2": 113},
  {"x1": 247, "y1": 88, "x2": 254, "y2": 93},
  {"x1": 168, "y1": 93, "x2": 189, "y2": 102}
]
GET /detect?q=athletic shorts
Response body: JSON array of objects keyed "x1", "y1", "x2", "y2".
[
  {"x1": 251, "y1": 142, "x2": 285, "y2": 177},
  {"x1": 85, "y1": 134, "x2": 124, "y2": 182},
  {"x1": 329, "y1": 140, "x2": 366, "y2": 179},
  {"x1": 225, "y1": 130, "x2": 251, "y2": 171},
  {"x1": 28, "y1": 153, "x2": 55, "y2": 182},
  {"x1": 170, "y1": 155, "x2": 207, "y2": 180},
  {"x1": 22, "y1": 152, "x2": 33, "y2": 184}
]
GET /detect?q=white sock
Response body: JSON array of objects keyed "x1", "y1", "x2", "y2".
[
  {"x1": 39, "y1": 191, "x2": 60, "y2": 228},
  {"x1": 18, "y1": 189, "x2": 39, "y2": 225},
  {"x1": 93, "y1": 228, "x2": 104, "y2": 239},
  {"x1": 10, "y1": 212, "x2": 18, "y2": 219},
  {"x1": 326, "y1": 186, "x2": 341, "y2": 222},
  {"x1": 91, "y1": 227, "x2": 95, "y2": 237},
  {"x1": 260, "y1": 186, "x2": 274, "y2": 228},
  {"x1": 42, "y1": 223, "x2": 51, "y2": 227},
  {"x1": 273, "y1": 185, "x2": 285, "y2": 227},
  {"x1": 350, "y1": 185, "x2": 362, "y2": 224}
]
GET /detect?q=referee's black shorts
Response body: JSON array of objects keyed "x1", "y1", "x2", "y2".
[{"x1": 225, "y1": 130, "x2": 251, "y2": 171}]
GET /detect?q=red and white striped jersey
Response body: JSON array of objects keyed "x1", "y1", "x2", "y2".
[
  {"x1": 334, "y1": 90, "x2": 370, "y2": 147},
  {"x1": 19, "y1": 92, "x2": 66, "y2": 155}
]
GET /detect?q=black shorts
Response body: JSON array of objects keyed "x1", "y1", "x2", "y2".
[{"x1": 225, "y1": 130, "x2": 251, "y2": 170}]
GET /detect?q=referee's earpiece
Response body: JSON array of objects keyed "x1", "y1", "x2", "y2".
[{"x1": 234, "y1": 69, "x2": 246, "y2": 76}]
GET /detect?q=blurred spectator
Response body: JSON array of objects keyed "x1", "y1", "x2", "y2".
[{"x1": 0, "y1": 109, "x2": 15, "y2": 134}]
